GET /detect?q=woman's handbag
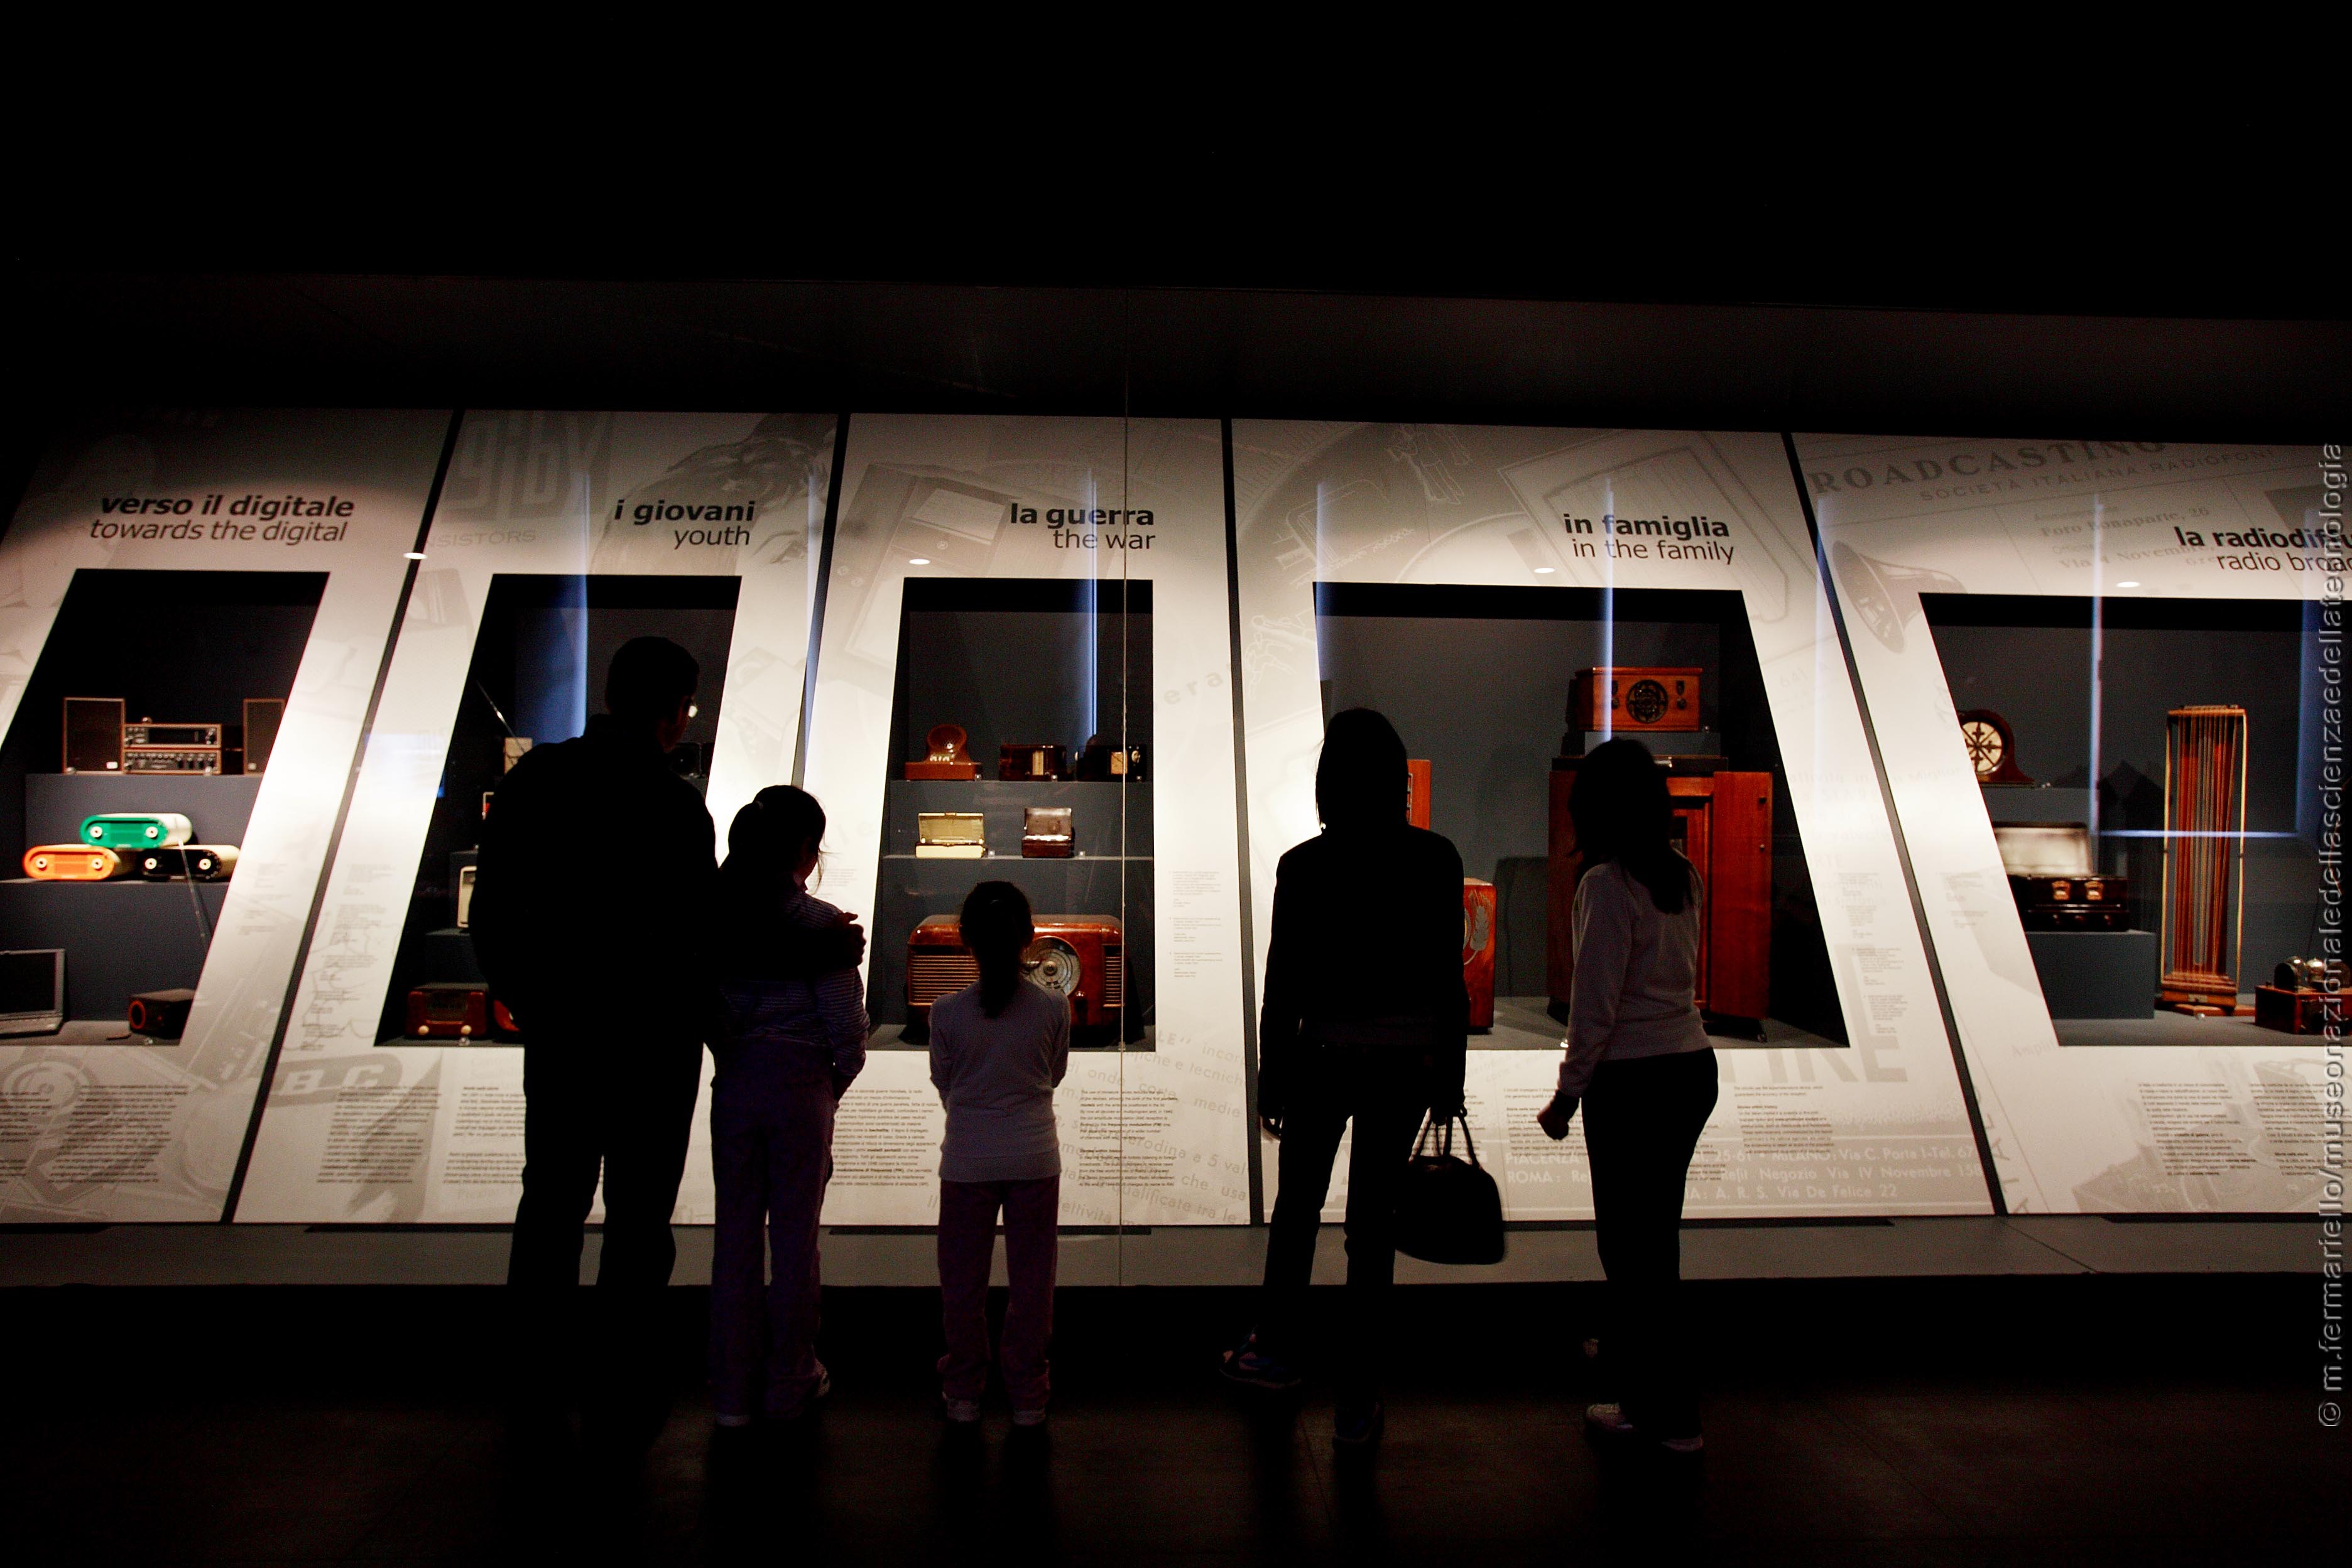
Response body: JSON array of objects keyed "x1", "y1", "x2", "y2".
[{"x1": 1395, "y1": 1111, "x2": 1506, "y2": 1265}]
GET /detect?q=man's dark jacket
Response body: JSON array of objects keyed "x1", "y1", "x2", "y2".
[
  {"x1": 1257, "y1": 821, "x2": 1469, "y2": 1121},
  {"x1": 469, "y1": 714, "x2": 718, "y2": 1041}
]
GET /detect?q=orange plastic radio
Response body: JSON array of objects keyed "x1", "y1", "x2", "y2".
[
  {"x1": 23, "y1": 844, "x2": 129, "y2": 881},
  {"x1": 906, "y1": 913, "x2": 1123, "y2": 1029}
]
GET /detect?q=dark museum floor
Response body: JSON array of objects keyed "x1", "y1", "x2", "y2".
[{"x1": 1, "y1": 1272, "x2": 2342, "y2": 1566}]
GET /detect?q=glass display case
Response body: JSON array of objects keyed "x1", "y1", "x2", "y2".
[{"x1": 0, "y1": 568, "x2": 322, "y2": 1038}]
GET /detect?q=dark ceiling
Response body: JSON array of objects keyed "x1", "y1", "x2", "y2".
[{"x1": 8, "y1": 115, "x2": 2344, "y2": 516}]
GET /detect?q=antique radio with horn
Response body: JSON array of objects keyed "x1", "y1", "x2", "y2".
[{"x1": 906, "y1": 722, "x2": 979, "y2": 781}]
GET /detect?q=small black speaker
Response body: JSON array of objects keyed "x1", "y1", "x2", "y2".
[
  {"x1": 136, "y1": 846, "x2": 237, "y2": 882},
  {"x1": 243, "y1": 698, "x2": 286, "y2": 775},
  {"x1": 63, "y1": 697, "x2": 124, "y2": 773},
  {"x1": 128, "y1": 988, "x2": 195, "y2": 1039}
]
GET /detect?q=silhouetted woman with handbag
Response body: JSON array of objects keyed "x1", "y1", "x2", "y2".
[
  {"x1": 1222, "y1": 707, "x2": 1468, "y2": 1447},
  {"x1": 1537, "y1": 737, "x2": 1717, "y2": 1454}
]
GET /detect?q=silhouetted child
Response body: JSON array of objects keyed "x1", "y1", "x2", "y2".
[
  {"x1": 930, "y1": 881, "x2": 1070, "y2": 1426},
  {"x1": 709, "y1": 786, "x2": 867, "y2": 1427}
]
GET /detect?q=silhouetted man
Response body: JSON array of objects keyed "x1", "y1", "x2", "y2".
[{"x1": 472, "y1": 636, "x2": 718, "y2": 1435}]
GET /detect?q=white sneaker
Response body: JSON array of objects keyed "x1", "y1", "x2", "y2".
[
  {"x1": 812, "y1": 1362, "x2": 832, "y2": 1402},
  {"x1": 943, "y1": 1396, "x2": 983, "y2": 1424},
  {"x1": 1011, "y1": 1407, "x2": 1047, "y2": 1428}
]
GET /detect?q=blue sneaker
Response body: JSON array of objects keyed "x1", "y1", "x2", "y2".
[{"x1": 1219, "y1": 1332, "x2": 1302, "y2": 1391}]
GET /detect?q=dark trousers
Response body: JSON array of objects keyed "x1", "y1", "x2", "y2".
[
  {"x1": 508, "y1": 1035, "x2": 704, "y2": 1406},
  {"x1": 937, "y1": 1175, "x2": 1060, "y2": 1410},
  {"x1": 1260, "y1": 1047, "x2": 1431, "y2": 1408},
  {"x1": 1583, "y1": 1047, "x2": 1718, "y2": 1440},
  {"x1": 709, "y1": 1063, "x2": 837, "y2": 1422}
]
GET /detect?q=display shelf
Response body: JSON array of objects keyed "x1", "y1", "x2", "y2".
[
  {"x1": 25, "y1": 773, "x2": 263, "y2": 852},
  {"x1": 0, "y1": 878, "x2": 229, "y2": 1020},
  {"x1": 881, "y1": 780, "x2": 1148, "y2": 859}
]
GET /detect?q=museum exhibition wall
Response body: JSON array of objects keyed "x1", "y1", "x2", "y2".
[
  {"x1": 1805, "y1": 435, "x2": 2337, "y2": 1212},
  {"x1": 0, "y1": 409, "x2": 455, "y2": 1221},
  {"x1": 0, "y1": 408, "x2": 2334, "y2": 1225}
]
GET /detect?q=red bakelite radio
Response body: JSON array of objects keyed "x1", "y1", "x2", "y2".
[
  {"x1": 906, "y1": 913, "x2": 1124, "y2": 1031},
  {"x1": 406, "y1": 984, "x2": 521, "y2": 1042}
]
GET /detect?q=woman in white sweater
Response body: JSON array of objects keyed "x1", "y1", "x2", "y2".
[{"x1": 1537, "y1": 738, "x2": 1718, "y2": 1454}]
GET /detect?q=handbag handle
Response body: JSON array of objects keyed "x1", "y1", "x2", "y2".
[{"x1": 1413, "y1": 1109, "x2": 1483, "y2": 1168}]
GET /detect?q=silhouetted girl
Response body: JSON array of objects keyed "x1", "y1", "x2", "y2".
[
  {"x1": 1536, "y1": 737, "x2": 1716, "y2": 1454},
  {"x1": 929, "y1": 879, "x2": 1070, "y2": 1427},
  {"x1": 709, "y1": 785, "x2": 867, "y2": 1427}
]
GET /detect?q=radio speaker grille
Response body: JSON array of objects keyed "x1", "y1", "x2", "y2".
[{"x1": 908, "y1": 952, "x2": 980, "y2": 1005}]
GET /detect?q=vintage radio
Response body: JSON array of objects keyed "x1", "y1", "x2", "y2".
[
  {"x1": 1569, "y1": 667, "x2": 1702, "y2": 733},
  {"x1": 243, "y1": 698, "x2": 286, "y2": 775},
  {"x1": 23, "y1": 844, "x2": 129, "y2": 881},
  {"x1": 1022, "y1": 806, "x2": 1074, "y2": 858},
  {"x1": 999, "y1": 742, "x2": 1069, "y2": 781},
  {"x1": 1462, "y1": 878, "x2": 1495, "y2": 1032},
  {"x1": 1957, "y1": 708, "x2": 2032, "y2": 786},
  {"x1": 2258, "y1": 957, "x2": 2349, "y2": 1034},
  {"x1": 906, "y1": 913, "x2": 1124, "y2": 1032},
  {"x1": 1407, "y1": 759, "x2": 1432, "y2": 830},
  {"x1": 124, "y1": 721, "x2": 221, "y2": 748},
  {"x1": 128, "y1": 988, "x2": 195, "y2": 1039},
  {"x1": 122, "y1": 746, "x2": 224, "y2": 775},
  {"x1": 1549, "y1": 761, "x2": 1772, "y2": 1028},
  {"x1": 405, "y1": 983, "x2": 521, "y2": 1042},
  {"x1": 122, "y1": 721, "x2": 224, "y2": 775},
  {"x1": 2257, "y1": 986, "x2": 2341, "y2": 1035},
  {"x1": 1075, "y1": 734, "x2": 1145, "y2": 781},
  {"x1": 81, "y1": 813, "x2": 194, "y2": 851},
  {"x1": 2010, "y1": 877, "x2": 2131, "y2": 931},
  {"x1": 63, "y1": 697, "x2": 125, "y2": 773},
  {"x1": 1993, "y1": 823, "x2": 2129, "y2": 932},
  {"x1": 136, "y1": 844, "x2": 239, "y2": 882},
  {"x1": 907, "y1": 723, "x2": 981, "y2": 781},
  {"x1": 916, "y1": 812, "x2": 986, "y2": 858}
]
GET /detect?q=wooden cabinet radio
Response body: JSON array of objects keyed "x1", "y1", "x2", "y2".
[
  {"x1": 1569, "y1": 667, "x2": 1702, "y2": 733},
  {"x1": 1547, "y1": 760, "x2": 1772, "y2": 1030}
]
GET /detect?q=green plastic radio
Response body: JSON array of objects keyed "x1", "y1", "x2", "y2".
[{"x1": 80, "y1": 812, "x2": 194, "y2": 851}]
